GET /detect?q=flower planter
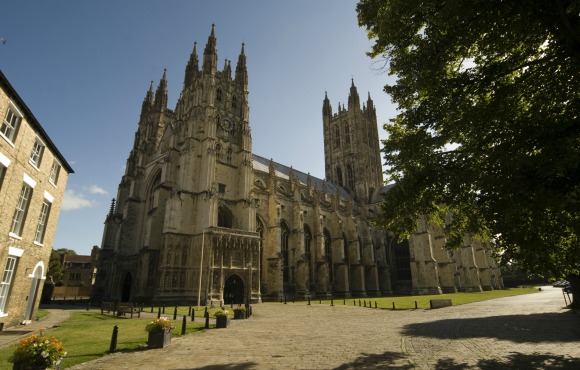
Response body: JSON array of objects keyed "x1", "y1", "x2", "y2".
[
  {"x1": 12, "y1": 363, "x2": 60, "y2": 370},
  {"x1": 215, "y1": 316, "x2": 230, "y2": 328},
  {"x1": 147, "y1": 330, "x2": 172, "y2": 348},
  {"x1": 233, "y1": 310, "x2": 246, "y2": 320}
]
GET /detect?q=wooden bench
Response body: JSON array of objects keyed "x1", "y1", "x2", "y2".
[
  {"x1": 430, "y1": 299, "x2": 452, "y2": 309},
  {"x1": 116, "y1": 303, "x2": 141, "y2": 318},
  {"x1": 101, "y1": 301, "x2": 116, "y2": 314},
  {"x1": 100, "y1": 301, "x2": 141, "y2": 318}
]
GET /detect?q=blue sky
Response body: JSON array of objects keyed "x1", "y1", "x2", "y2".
[{"x1": 0, "y1": 1, "x2": 397, "y2": 255}]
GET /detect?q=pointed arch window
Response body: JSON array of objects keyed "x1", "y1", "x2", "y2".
[
  {"x1": 281, "y1": 221, "x2": 290, "y2": 284},
  {"x1": 334, "y1": 125, "x2": 340, "y2": 148},
  {"x1": 215, "y1": 144, "x2": 222, "y2": 161},
  {"x1": 216, "y1": 88, "x2": 222, "y2": 102},
  {"x1": 226, "y1": 147, "x2": 233, "y2": 164},
  {"x1": 347, "y1": 165, "x2": 355, "y2": 191},
  {"x1": 324, "y1": 228, "x2": 332, "y2": 261},
  {"x1": 343, "y1": 233, "x2": 349, "y2": 262},
  {"x1": 232, "y1": 95, "x2": 237, "y2": 109},
  {"x1": 358, "y1": 237, "x2": 363, "y2": 263},
  {"x1": 304, "y1": 224, "x2": 313, "y2": 289},
  {"x1": 344, "y1": 122, "x2": 350, "y2": 145},
  {"x1": 148, "y1": 172, "x2": 162, "y2": 212},
  {"x1": 218, "y1": 205, "x2": 233, "y2": 228},
  {"x1": 336, "y1": 166, "x2": 343, "y2": 187}
]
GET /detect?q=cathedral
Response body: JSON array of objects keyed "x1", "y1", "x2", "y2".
[{"x1": 92, "y1": 26, "x2": 502, "y2": 305}]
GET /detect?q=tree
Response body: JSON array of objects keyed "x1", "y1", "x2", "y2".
[{"x1": 357, "y1": 1, "x2": 580, "y2": 306}]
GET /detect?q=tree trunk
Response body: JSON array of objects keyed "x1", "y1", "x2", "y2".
[{"x1": 566, "y1": 274, "x2": 580, "y2": 309}]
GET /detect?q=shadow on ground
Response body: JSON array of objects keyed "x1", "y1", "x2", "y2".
[
  {"x1": 333, "y1": 351, "x2": 413, "y2": 369},
  {"x1": 435, "y1": 352, "x2": 580, "y2": 369},
  {"x1": 402, "y1": 312, "x2": 580, "y2": 343},
  {"x1": 177, "y1": 362, "x2": 257, "y2": 370}
]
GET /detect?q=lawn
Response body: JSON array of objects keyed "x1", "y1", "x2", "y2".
[
  {"x1": 0, "y1": 309, "x2": 211, "y2": 369},
  {"x1": 0, "y1": 288, "x2": 538, "y2": 369},
  {"x1": 272, "y1": 286, "x2": 540, "y2": 309}
]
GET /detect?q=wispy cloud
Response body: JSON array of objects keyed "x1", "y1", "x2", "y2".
[
  {"x1": 61, "y1": 189, "x2": 94, "y2": 211},
  {"x1": 87, "y1": 185, "x2": 108, "y2": 195},
  {"x1": 61, "y1": 184, "x2": 109, "y2": 211}
]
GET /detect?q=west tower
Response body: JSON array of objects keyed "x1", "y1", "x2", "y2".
[{"x1": 322, "y1": 80, "x2": 383, "y2": 203}]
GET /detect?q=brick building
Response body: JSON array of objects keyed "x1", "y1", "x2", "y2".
[{"x1": 0, "y1": 70, "x2": 73, "y2": 327}]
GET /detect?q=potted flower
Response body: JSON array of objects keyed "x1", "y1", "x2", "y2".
[
  {"x1": 145, "y1": 317, "x2": 174, "y2": 348},
  {"x1": 233, "y1": 305, "x2": 246, "y2": 320},
  {"x1": 214, "y1": 309, "x2": 230, "y2": 328},
  {"x1": 9, "y1": 330, "x2": 66, "y2": 370}
]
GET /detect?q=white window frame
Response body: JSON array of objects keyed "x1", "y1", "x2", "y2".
[
  {"x1": 0, "y1": 151, "x2": 9, "y2": 192},
  {"x1": 49, "y1": 161, "x2": 61, "y2": 186},
  {"x1": 34, "y1": 197, "x2": 52, "y2": 245},
  {"x1": 29, "y1": 137, "x2": 45, "y2": 168},
  {"x1": 0, "y1": 255, "x2": 19, "y2": 316},
  {"x1": 0, "y1": 102, "x2": 22, "y2": 145},
  {"x1": 10, "y1": 179, "x2": 35, "y2": 238}
]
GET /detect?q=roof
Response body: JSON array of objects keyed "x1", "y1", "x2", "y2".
[
  {"x1": 63, "y1": 255, "x2": 92, "y2": 263},
  {"x1": 252, "y1": 153, "x2": 350, "y2": 199},
  {"x1": 0, "y1": 69, "x2": 74, "y2": 174}
]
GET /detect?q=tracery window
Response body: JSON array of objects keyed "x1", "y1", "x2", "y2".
[
  {"x1": 281, "y1": 221, "x2": 290, "y2": 284},
  {"x1": 216, "y1": 88, "x2": 222, "y2": 102},
  {"x1": 215, "y1": 144, "x2": 222, "y2": 161},
  {"x1": 347, "y1": 165, "x2": 354, "y2": 191},
  {"x1": 334, "y1": 125, "x2": 340, "y2": 148},
  {"x1": 232, "y1": 95, "x2": 237, "y2": 109},
  {"x1": 336, "y1": 166, "x2": 343, "y2": 187},
  {"x1": 226, "y1": 148, "x2": 233, "y2": 164},
  {"x1": 344, "y1": 122, "x2": 350, "y2": 145}
]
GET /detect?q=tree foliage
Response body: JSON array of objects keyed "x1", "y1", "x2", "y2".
[
  {"x1": 357, "y1": 1, "x2": 580, "y2": 282},
  {"x1": 47, "y1": 248, "x2": 77, "y2": 285}
]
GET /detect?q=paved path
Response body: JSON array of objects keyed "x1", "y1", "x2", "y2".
[{"x1": 3, "y1": 288, "x2": 579, "y2": 369}]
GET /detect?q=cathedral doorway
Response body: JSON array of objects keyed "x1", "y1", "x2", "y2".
[
  {"x1": 223, "y1": 274, "x2": 244, "y2": 305},
  {"x1": 121, "y1": 272, "x2": 132, "y2": 302}
]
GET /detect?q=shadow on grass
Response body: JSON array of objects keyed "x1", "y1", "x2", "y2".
[
  {"x1": 176, "y1": 362, "x2": 257, "y2": 370},
  {"x1": 402, "y1": 312, "x2": 580, "y2": 343},
  {"x1": 435, "y1": 352, "x2": 580, "y2": 369},
  {"x1": 332, "y1": 351, "x2": 413, "y2": 369}
]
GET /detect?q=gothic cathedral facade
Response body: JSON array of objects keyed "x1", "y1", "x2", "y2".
[{"x1": 92, "y1": 26, "x2": 502, "y2": 305}]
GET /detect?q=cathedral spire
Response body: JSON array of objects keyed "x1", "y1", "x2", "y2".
[
  {"x1": 184, "y1": 41, "x2": 199, "y2": 85},
  {"x1": 140, "y1": 81, "x2": 154, "y2": 119},
  {"x1": 323, "y1": 91, "x2": 332, "y2": 117},
  {"x1": 202, "y1": 24, "x2": 218, "y2": 74},
  {"x1": 154, "y1": 69, "x2": 168, "y2": 110},
  {"x1": 235, "y1": 43, "x2": 248, "y2": 85},
  {"x1": 348, "y1": 78, "x2": 360, "y2": 109}
]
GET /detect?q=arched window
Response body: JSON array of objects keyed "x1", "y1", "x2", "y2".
[
  {"x1": 232, "y1": 95, "x2": 237, "y2": 109},
  {"x1": 215, "y1": 144, "x2": 222, "y2": 161},
  {"x1": 344, "y1": 122, "x2": 350, "y2": 145},
  {"x1": 334, "y1": 125, "x2": 340, "y2": 148},
  {"x1": 304, "y1": 224, "x2": 312, "y2": 257},
  {"x1": 216, "y1": 88, "x2": 222, "y2": 102},
  {"x1": 218, "y1": 205, "x2": 233, "y2": 228},
  {"x1": 336, "y1": 166, "x2": 343, "y2": 187},
  {"x1": 226, "y1": 148, "x2": 233, "y2": 164},
  {"x1": 148, "y1": 172, "x2": 161, "y2": 211},
  {"x1": 358, "y1": 237, "x2": 363, "y2": 263},
  {"x1": 347, "y1": 165, "x2": 355, "y2": 191},
  {"x1": 324, "y1": 228, "x2": 332, "y2": 261},
  {"x1": 343, "y1": 233, "x2": 349, "y2": 262},
  {"x1": 281, "y1": 222, "x2": 290, "y2": 284}
]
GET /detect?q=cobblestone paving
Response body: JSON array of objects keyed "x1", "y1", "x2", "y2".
[{"x1": 65, "y1": 288, "x2": 580, "y2": 369}]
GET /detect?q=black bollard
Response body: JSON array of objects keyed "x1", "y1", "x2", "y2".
[
  {"x1": 331, "y1": 298, "x2": 334, "y2": 307},
  {"x1": 205, "y1": 312, "x2": 210, "y2": 329},
  {"x1": 162, "y1": 304, "x2": 165, "y2": 314},
  {"x1": 157, "y1": 306, "x2": 161, "y2": 319},
  {"x1": 343, "y1": 299, "x2": 346, "y2": 305},
  {"x1": 375, "y1": 302, "x2": 377, "y2": 309},
  {"x1": 181, "y1": 315, "x2": 187, "y2": 335},
  {"x1": 353, "y1": 300, "x2": 356, "y2": 306},
  {"x1": 188, "y1": 306, "x2": 192, "y2": 316},
  {"x1": 191, "y1": 309, "x2": 195, "y2": 322},
  {"x1": 109, "y1": 325, "x2": 118, "y2": 353},
  {"x1": 204, "y1": 307, "x2": 208, "y2": 317},
  {"x1": 284, "y1": 295, "x2": 287, "y2": 304},
  {"x1": 415, "y1": 301, "x2": 418, "y2": 309},
  {"x1": 319, "y1": 299, "x2": 321, "y2": 304},
  {"x1": 359, "y1": 299, "x2": 361, "y2": 307},
  {"x1": 173, "y1": 306, "x2": 177, "y2": 320},
  {"x1": 150, "y1": 305, "x2": 154, "y2": 313},
  {"x1": 392, "y1": 302, "x2": 395, "y2": 310}
]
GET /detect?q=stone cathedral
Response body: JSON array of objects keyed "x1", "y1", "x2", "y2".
[{"x1": 92, "y1": 26, "x2": 502, "y2": 305}]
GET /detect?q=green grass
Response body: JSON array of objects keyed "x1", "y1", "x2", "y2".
[
  {"x1": 277, "y1": 287, "x2": 540, "y2": 309},
  {"x1": 0, "y1": 310, "x2": 209, "y2": 369}
]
